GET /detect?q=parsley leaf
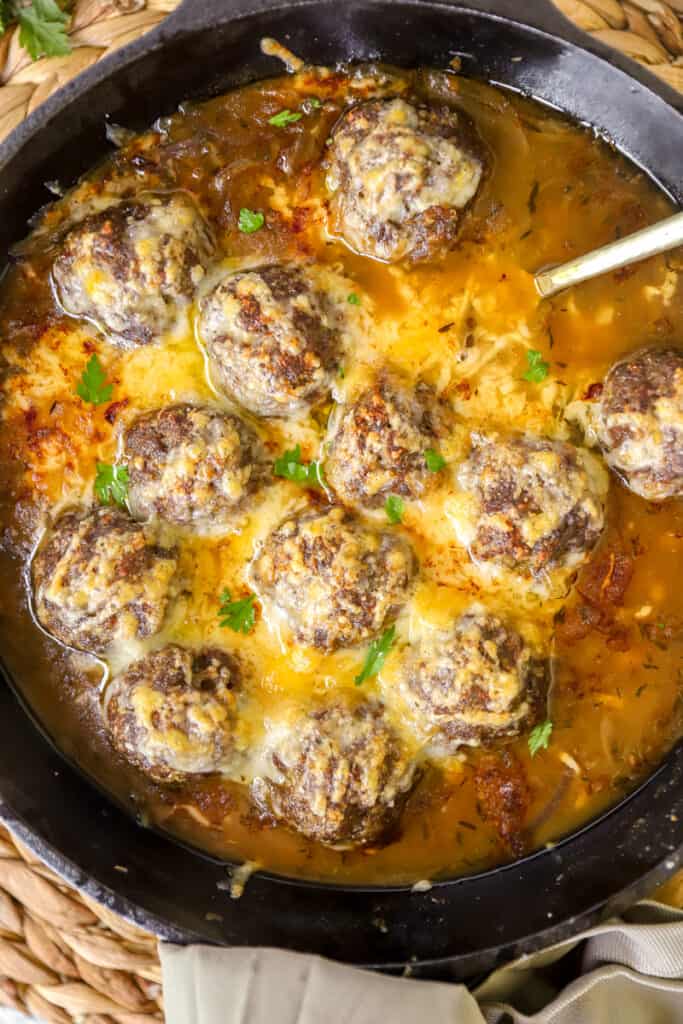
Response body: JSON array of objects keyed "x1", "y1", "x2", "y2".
[
  {"x1": 385, "y1": 494, "x2": 404, "y2": 524},
  {"x1": 218, "y1": 589, "x2": 256, "y2": 635},
  {"x1": 307, "y1": 96, "x2": 322, "y2": 109},
  {"x1": 523, "y1": 349, "x2": 550, "y2": 383},
  {"x1": 95, "y1": 463, "x2": 129, "y2": 509},
  {"x1": 16, "y1": 0, "x2": 70, "y2": 60},
  {"x1": 528, "y1": 719, "x2": 553, "y2": 756},
  {"x1": 238, "y1": 208, "x2": 264, "y2": 234},
  {"x1": 269, "y1": 108, "x2": 303, "y2": 127},
  {"x1": 424, "y1": 448, "x2": 446, "y2": 473},
  {"x1": 347, "y1": 292, "x2": 361, "y2": 305},
  {"x1": 76, "y1": 354, "x2": 113, "y2": 406},
  {"x1": 273, "y1": 444, "x2": 325, "y2": 488},
  {"x1": 355, "y1": 626, "x2": 396, "y2": 686}
]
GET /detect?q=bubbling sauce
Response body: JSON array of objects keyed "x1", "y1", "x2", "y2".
[{"x1": 0, "y1": 63, "x2": 681, "y2": 884}]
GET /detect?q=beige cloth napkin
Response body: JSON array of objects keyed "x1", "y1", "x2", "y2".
[{"x1": 160, "y1": 900, "x2": 683, "y2": 1023}]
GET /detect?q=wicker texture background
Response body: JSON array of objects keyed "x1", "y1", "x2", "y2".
[{"x1": 0, "y1": 0, "x2": 681, "y2": 1020}]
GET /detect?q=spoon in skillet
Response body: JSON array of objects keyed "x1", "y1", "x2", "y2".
[{"x1": 534, "y1": 210, "x2": 683, "y2": 298}]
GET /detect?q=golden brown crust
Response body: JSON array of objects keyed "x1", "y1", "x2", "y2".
[
  {"x1": 326, "y1": 97, "x2": 484, "y2": 262},
  {"x1": 53, "y1": 192, "x2": 215, "y2": 348},
  {"x1": 32, "y1": 507, "x2": 179, "y2": 655},
  {"x1": 123, "y1": 403, "x2": 264, "y2": 529},
  {"x1": 105, "y1": 644, "x2": 241, "y2": 783},
  {"x1": 397, "y1": 610, "x2": 546, "y2": 751},
  {"x1": 248, "y1": 505, "x2": 416, "y2": 650},
  {"x1": 451, "y1": 434, "x2": 608, "y2": 584},
  {"x1": 251, "y1": 696, "x2": 418, "y2": 846},
  {"x1": 595, "y1": 346, "x2": 683, "y2": 500},
  {"x1": 325, "y1": 371, "x2": 451, "y2": 508},
  {"x1": 198, "y1": 263, "x2": 352, "y2": 418}
]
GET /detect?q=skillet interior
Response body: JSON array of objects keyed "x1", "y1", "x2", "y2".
[{"x1": 0, "y1": 0, "x2": 681, "y2": 978}]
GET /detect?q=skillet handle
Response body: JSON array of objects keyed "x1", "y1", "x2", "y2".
[{"x1": 161, "y1": 0, "x2": 588, "y2": 42}]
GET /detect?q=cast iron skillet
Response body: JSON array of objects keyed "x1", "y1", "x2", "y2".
[{"x1": 0, "y1": 0, "x2": 682, "y2": 981}]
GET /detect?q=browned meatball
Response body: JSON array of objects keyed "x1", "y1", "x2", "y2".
[
  {"x1": 123, "y1": 403, "x2": 263, "y2": 530},
  {"x1": 248, "y1": 506, "x2": 415, "y2": 650},
  {"x1": 326, "y1": 97, "x2": 484, "y2": 263},
  {"x1": 104, "y1": 644, "x2": 241, "y2": 783},
  {"x1": 450, "y1": 434, "x2": 608, "y2": 584},
  {"x1": 594, "y1": 346, "x2": 683, "y2": 501},
  {"x1": 395, "y1": 609, "x2": 546, "y2": 751},
  {"x1": 198, "y1": 263, "x2": 352, "y2": 418},
  {"x1": 325, "y1": 372, "x2": 451, "y2": 508},
  {"x1": 251, "y1": 697, "x2": 417, "y2": 846},
  {"x1": 32, "y1": 507, "x2": 179, "y2": 654},
  {"x1": 53, "y1": 193, "x2": 215, "y2": 348}
]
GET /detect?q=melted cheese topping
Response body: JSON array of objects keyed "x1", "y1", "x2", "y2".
[{"x1": 1, "y1": 66, "x2": 681, "y2": 882}]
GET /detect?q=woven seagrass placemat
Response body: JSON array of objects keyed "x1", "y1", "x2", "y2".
[{"x1": 0, "y1": 1, "x2": 681, "y2": 1020}]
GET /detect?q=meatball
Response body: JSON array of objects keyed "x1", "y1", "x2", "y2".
[
  {"x1": 104, "y1": 644, "x2": 241, "y2": 783},
  {"x1": 594, "y1": 346, "x2": 683, "y2": 501},
  {"x1": 451, "y1": 434, "x2": 607, "y2": 583},
  {"x1": 325, "y1": 97, "x2": 484, "y2": 263},
  {"x1": 251, "y1": 697, "x2": 417, "y2": 846},
  {"x1": 123, "y1": 403, "x2": 263, "y2": 530},
  {"x1": 248, "y1": 506, "x2": 415, "y2": 650},
  {"x1": 52, "y1": 193, "x2": 215, "y2": 348},
  {"x1": 325, "y1": 372, "x2": 451, "y2": 508},
  {"x1": 395, "y1": 609, "x2": 545, "y2": 751},
  {"x1": 198, "y1": 263, "x2": 351, "y2": 418},
  {"x1": 32, "y1": 507, "x2": 179, "y2": 654}
]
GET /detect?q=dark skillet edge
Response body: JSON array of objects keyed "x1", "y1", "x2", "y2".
[{"x1": 0, "y1": 0, "x2": 682, "y2": 974}]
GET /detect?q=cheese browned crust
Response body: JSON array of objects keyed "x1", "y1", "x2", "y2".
[
  {"x1": 326, "y1": 98, "x2": 484, "y2": 262},
  {"x1": 53, "y1": 193, "x2": 215, "y2": 348},
  {"x1": 251, "y1": 695, "x2": 417, "y2": 846},
  {"x1": 105, "y1": 643, "x2": 242, "y2": 782},
  {"x1": 32, "y1": 507, "x2": 180, "y2": 655}
]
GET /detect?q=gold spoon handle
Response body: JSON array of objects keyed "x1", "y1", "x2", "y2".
[{"x1": 534, "y1": 210, "x2": 683, "y2": 299}]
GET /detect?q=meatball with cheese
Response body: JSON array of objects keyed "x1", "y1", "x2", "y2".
[
  {"x1": 52, "y1": 192, "x2": 214, "y2": 348},
  {"x1": 32, "y1": 507, "x2": 179, "y2": 655},
  {"x1": 395, "y1": 609, "x2": 546, "y2": 751},
  {"x1": 105, "y1": 644, "x2": 241, "y2": 783},
  {"x1": 198, "y1": 263, "x2": 353, "y2": 418},
  {"x1": 248, "y1": 506, "x2": 415, "y2": 650},
  {"x1": 450, "y1": 434, "x2": 607, "y2": 586},
  {"x1": 325, "y1": 371, "x2": 451, "y2": 509},
  {"x1": 325, "y1": 97, "x2": 484, "y2": 263},
  {"x1": 594, "y1": 346, "x2": 683, "y2": 501},
  {"x1": 123, "y1": 403, "x2": 263, "y2": 530},
  {"x1": 251, "y1": 697, "x2": 417, "y2": 846}
]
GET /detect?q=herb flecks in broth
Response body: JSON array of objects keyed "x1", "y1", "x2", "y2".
[{"x1": 0, "y1": 64, "x2": 681, "y2": 885}]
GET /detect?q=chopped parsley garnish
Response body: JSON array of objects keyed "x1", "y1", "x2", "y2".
[
  {"x1": 268, "y1": 108, "x2": 303, "y2": 127},
  {"x1": 273, "y1": 444, "x2": 325, "y2": 488},
  {"x1": 218, "y1": 589, "x2": 256, "y2": 635},
  {"x1": 238, "y1": 208, "x2": 264, "y2": 233},
  {"x1": 424, "y1": 448, "x2": 446, "y2": 473},
  {"x1": 94, "y1": 463, "x2": 129, "y2": 509},
  {"x1": 355, "y1": 626, "x2": 396, "y2": 686},
  {"x1": 10, "y1": 0, "x2": 71, "y2": 61},
  {"x1": 523, "y1": 349, "x2": 550, "y2": 383},
  {"x1": 385, "y1": 494, "x2": 404, "y2": 524},
  {"x1": 307, "y1": 96, "x2": 322, "y2": 109},
  {"x1": 76, "y1": 354, "x2": 113, "y2": 406},
  {"x1": 347, "y1": 292, "x2": 361, "y2": 305},
  {"x1": 338, "y1": 365, "x2": 346, "y2": 379},
  {"x1": 528, "y1": 719, "x2": 553, "y2": 756}
]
